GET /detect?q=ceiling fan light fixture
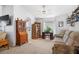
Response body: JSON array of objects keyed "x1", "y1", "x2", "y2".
[
  {"x1": 42, "y1": 10, "x2": 46, "y2": 14},
  {"x1": 42, "y1": 5, "x2": 46, "y2": 14}
]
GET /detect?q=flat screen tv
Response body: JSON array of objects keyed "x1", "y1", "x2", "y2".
[{"x1": 0, "y1": 15, "x2": 11, "y2": 25}]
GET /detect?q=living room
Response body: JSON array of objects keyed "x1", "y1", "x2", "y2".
[{"x1": 0, "y1": 5, "x2": 79, "y2": 54}]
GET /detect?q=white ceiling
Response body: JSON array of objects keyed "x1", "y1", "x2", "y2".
[{"x1": 22, "y1": 5, "x2": 78, "y2": 18}]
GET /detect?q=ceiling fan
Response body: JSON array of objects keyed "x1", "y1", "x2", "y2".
[{"x1": 42, "y1": 5, "x2": 46, "y2": 14}]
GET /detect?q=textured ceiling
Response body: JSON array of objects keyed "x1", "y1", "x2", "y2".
[{"x1": 22, "y1": 5, "x2": 78, "y2": 18}]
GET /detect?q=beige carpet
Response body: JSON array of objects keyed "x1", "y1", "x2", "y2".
[{"x1": 0, "y1": 39, "x2": 54, "y2": 54}]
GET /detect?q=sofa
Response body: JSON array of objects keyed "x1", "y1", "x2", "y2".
[{"x1": 52, "y1": 30, "x2": 79, "y2": 54}]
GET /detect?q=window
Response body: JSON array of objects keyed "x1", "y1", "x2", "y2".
[{"x1": 43, "y1": 21, "x2": 53, "y2": 32}]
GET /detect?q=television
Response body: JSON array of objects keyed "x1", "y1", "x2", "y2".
[{"x1": 0, "y1": 15, "x2": 11, "y2": 25}]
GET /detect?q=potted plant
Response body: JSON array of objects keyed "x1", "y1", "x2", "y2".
[{"x1": 44, "y1": 26, "x2": 52, "y2": 33}]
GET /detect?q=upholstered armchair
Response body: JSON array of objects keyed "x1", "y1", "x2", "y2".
[
  {"x1": 0, "y1": 32, "x2": 9, "y2": 49},
  {"x1": 52, "y1": 31, "x2": 79, "y2": 54},
  {"x1": 52, "y1": 44, "x2": 74, "y2": 54}
]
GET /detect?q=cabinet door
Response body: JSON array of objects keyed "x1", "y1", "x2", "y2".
[{"x1": 20, "y1": 33, "x2": 26, "y2": 44}]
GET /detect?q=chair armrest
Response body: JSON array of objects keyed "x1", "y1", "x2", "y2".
[
  {"x1": 54, "y1": 34, "x2": 64, "y2": 38},
  {"x1": 54, "y1": 41, "x2": 65, "y2": 44},
  {"x1": 52, "y1": 44, "x2": 74, "y2": 54}
]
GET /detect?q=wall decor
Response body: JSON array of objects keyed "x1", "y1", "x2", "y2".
[
  {"x1": 67, "y1": 18, "x2": 75, "y2": 27},
  {"x1": 58, "y1": 21, "x2": 64, "y2": 27},
  {"x1": 76, "y1": 14, "x2": 79, "y2": 22},
  {"x1": 66, "y1": 6, "x2": 79, "y2": 26},
  {"x1": 0, "y1": 15, "x2": 12, "y2": 25}
]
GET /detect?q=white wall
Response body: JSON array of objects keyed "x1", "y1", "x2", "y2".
[
  {"x1": 0, "y1": 6, "x2": 2, "y2": 16},
  {"x1": 14, "y1": 6, "x2": 34, "y2": 20},
  {"x1": 1, "y1": 5, "x2": 15, "y2": 46},
  {"x1": 54, "y1": 14, "x2": 68, "y2": 34}
]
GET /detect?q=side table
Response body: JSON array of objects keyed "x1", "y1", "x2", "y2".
[{"x1": 42, "y1": 32, "x2": 53, "y2": 40}]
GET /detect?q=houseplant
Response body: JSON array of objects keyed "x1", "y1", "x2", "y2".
[{"x1": 44, "y1": 26, "x2": 52, "y2": 33}]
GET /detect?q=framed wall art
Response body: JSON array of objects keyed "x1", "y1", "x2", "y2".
[{"x1": 58, "y1": 21, "x2": 64, "y2": 27}]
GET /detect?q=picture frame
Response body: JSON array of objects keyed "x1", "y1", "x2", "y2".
[{"x1": 58, "y1": 21, "x2": 64, "y2": 27}]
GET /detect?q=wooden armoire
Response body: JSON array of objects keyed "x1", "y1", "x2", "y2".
[
  {"x1": 16, "y1": 18, "x2": 28, "y2": 45},
  {"x1": 32, "y1": 22, "x2": 41, "y2": 39}
]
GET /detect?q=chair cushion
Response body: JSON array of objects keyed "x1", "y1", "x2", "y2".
[
  {"x1": 53, "y1": 37, "x2": 64, "y2": 42},
  {"x1": 59, "y1": 30, "x2": 66, "y2": 34},
  {"x1": 0, "y1": 39, "x2": 8, "y2": 46},
  {"x1": 0, "y1": 32, "x2": 7, "y2": 40},
  {"x1": 58, "y1": 30, "x2": 66, "y2": 37},
  {"x1": 53, "y1": 37, "x2": 65, "y2": 45}
]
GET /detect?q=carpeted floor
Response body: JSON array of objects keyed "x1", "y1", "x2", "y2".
[{"x1": 0, "y1": 39, "x2": 54, "y2": 54}]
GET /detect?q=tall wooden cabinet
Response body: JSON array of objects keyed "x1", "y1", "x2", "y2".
[
  {"x1": 32, "y1": 22, "x2": 41, "y2": 39},
  {"x1": 16, "y1": 18, "x2": 28, "y2": 46}
]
